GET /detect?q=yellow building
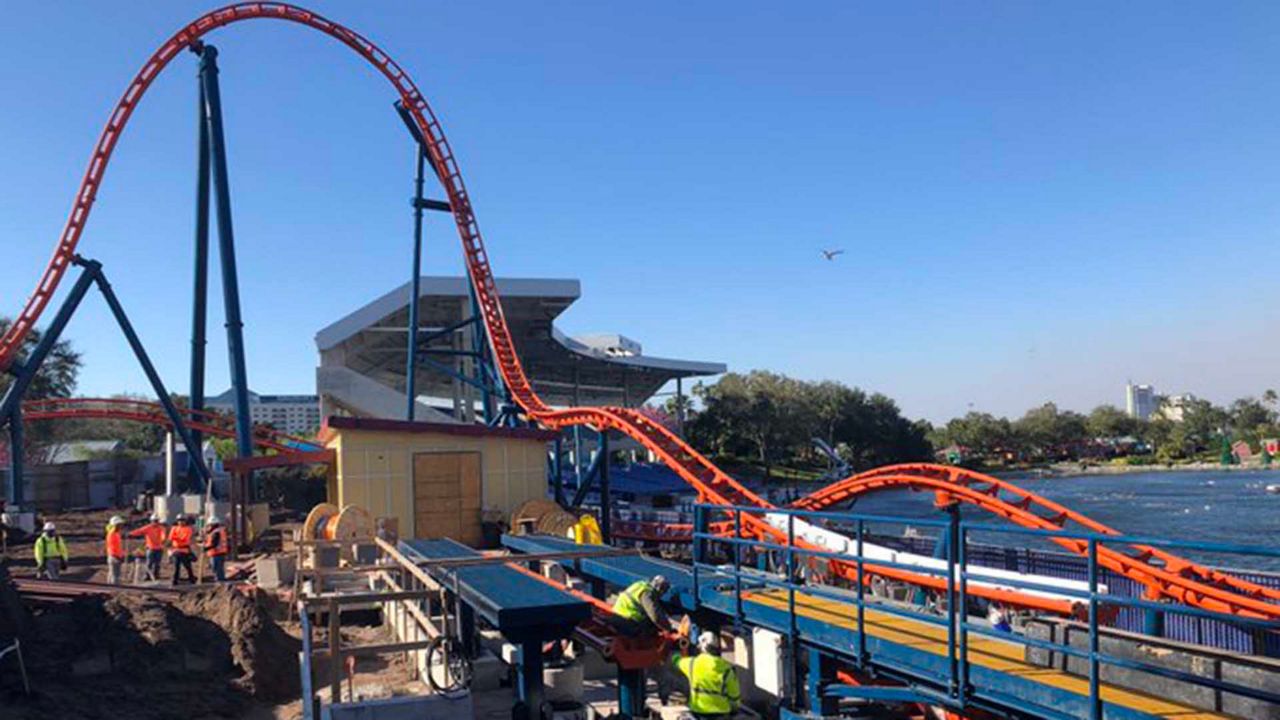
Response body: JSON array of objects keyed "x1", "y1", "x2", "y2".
[{"x1": 320, "y1": 417, "x2": 556, "y2": 547}]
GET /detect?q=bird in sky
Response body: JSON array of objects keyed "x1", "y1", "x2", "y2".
[{"x1": 821, "y1": 249, "x2": 845, "y2": 261}]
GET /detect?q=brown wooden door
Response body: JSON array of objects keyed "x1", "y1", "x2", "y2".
[{"x1": 413, "y1": 451, "x2": 482, "y2": 546}]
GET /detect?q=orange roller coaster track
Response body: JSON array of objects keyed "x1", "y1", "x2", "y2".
[
  {"x1": 1, "y1": 3, "x2": 1275, "y2": 621},
  {"x1": 792, "y1": 463, "x2": 1280, "y2": 619},
  {"x1": 20, "y1": 397, "x2": 318, "y2": 454}
]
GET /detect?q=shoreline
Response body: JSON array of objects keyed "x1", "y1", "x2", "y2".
[{"x1": 1000, "y1": 462, "x2": 1280, "y2": 479}]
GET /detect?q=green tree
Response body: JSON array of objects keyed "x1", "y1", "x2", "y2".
[
  {"x1": 1085, "y1": 404, "x2": 1138, "y2": 439},
  {"x1": 0, "y1": 317, "x2": 83, "y2": 464},
  {"x1": 1015, "y1": 403, "x2": 1087, "y2": 460}
]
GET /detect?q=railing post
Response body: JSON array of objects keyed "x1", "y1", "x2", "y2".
[
  {"x1": 855, "y1": 518, "x2": 866, "y2": 667},
  {"x1": 786, "y1": 512, "x2": 800, "y2": 710},
  {"x1": 733, "y1": 508, "x2": 743, "y2": 622},
  {"x1": 958, "y1": 524, "x2": 969, "y2": 703},
  {"x1": 1088, "y1": 537, "x2": 1101, "y2": 720},
  {"x1": 692, "y1": 504, "x2": 705, "y2": 607},
  {"x1": 946, "y1": 503, "x2": 959, "y2": 698}
]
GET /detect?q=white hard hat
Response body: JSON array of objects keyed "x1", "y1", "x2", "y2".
[
  {"x1": 42, "y1": 521, "x2": 56, "y2": 532},
  {"x1": 109, "y1": 515, "x2": 125, "y2": 526},
  {"x1": 697, "y1": 631, "x2": 720, "y2": 653},
  {"x1": 207, "y1": 515, "x2": 221, "y2": 525},
  {"x1": 149, "y1": 513, "x2": 160, "y2": 523}
]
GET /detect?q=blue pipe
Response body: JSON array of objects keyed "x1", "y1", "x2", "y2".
[
  {"x1": 198, "y1": 45, "x2": 255, "y2": 493},
  {"x1": 405, "y1": 128, "x2": 426, "y2": 421},
  {"x1": 188, "y1": 76, "x2": 210, "y2": 484},
  {"x1": 599, "y1": 430, "x2": 611, "y2": 542},
  {"x1": 617, "y1": 667, "x2": 646, "y2": 718},
  {"x1": 85, "y1": 259, "x2": 212, "y2": 491},
  {"x1": 6, "y1": 409, "x2": 23, "y2": 507}
]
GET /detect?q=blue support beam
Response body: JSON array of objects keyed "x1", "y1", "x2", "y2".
[
  {"x1": 197, "y1": 44, "x2": 255, "y2": 495},
  {"x1": 80, "y1": 259, "x2": 212, "y2": 491},
  {"x1": 6, "y1": 408, "x2": 23, "y2": 507},
  {"x1": 570, "y1": 441, "x2": 606, "y2": 508},
  {"x1": 807, "y1": 646, "x2": 838, "y2": 717},
  {"x1": 516, "y1": 640, "x2": 544, "y2": 720},
  {"x1": 599, "y1": 430, "x2": 611, "y2": 543},
  {"x1": 404, "y1": 127, "x2": 426, "y2": 421},
  {"x1": 617, "y1": 667, "x2": 646, "y2": 719},
  {"x1": 552, "y1": 436, "x2": 566, "y2": 506},
  {"x1": 188, "y1": 74, "x2": 211, "y2": 482}
]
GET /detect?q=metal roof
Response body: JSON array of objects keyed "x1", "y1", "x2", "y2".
[{"x1": 315, "y1": 276, "x2": 725, "y2": 409}]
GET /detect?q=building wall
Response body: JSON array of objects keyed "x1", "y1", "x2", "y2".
[{"x1": 326, "y1": 427, "x2": 548, "y2": 541}]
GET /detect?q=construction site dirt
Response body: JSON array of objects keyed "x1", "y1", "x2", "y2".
[{"x1": 0, "y1": 561, "x2": 304, "y2": 719}]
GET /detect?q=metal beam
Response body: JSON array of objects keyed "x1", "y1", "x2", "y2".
[
  {"x1": 188, "y1": 73, "x2": 211, "y2": 484},
  {"x1": 198, "y1": 44, "x2": 255, "y2": 492},
  {"x1": 6, "y1": 409, "x2": 23, "y2": 506},
  {"x1": 82, "y1": 258, "x2": 212, "y2": 490}
]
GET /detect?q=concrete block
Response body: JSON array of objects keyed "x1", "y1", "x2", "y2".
[
  {"x1": 501, "y1": 642, "x2": 520, "y2": 665},
  {"x1": 181, "y1": 493, "x2": 205, "y2": 516},
  {"x1": 543, "y1": 660, "x2": 585, "y2": 703},
  {"x1": 575, "y1": 646, "x2": 614, "y2": 681},
  {"x1": 153, "y1": 495, "x2": 182, "y2": 524},
  {"x1": 1, "y1": 511, "x2": 35, "y2": 535},
  {"x1": 255, "y1": 554, "x2": 297, "y2": 590}
]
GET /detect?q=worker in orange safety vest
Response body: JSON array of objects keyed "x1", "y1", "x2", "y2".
[
  {"x1": 167, "y1": 515, "x2": 196, "y2": 585},
  {"x1": 105, "y1": 515, "x2": 127, "y2": 585},
  {"x1": 129, "y1": 513, "x2": 167, "y2": 581},
  {"x1": 203, "y1": 515, "x2": 229, "y2": 582}
]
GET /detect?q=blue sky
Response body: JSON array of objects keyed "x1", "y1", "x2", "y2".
[{"x1": 2, "y1": 2, "x2": 1279, "y2": 423}]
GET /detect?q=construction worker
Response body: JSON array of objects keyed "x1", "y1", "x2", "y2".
[
  {"x1": 105, "y1": 515, "x2": 126, "y2": 585},
  {"x1": 33, "y1": 522, "x2": 69, "y2": 580},
  {"x1": 167, "y1": 514, "x2": 196, "y2": 585},
  {"x1": 129, "y1": 513, "x2": 167, "y2": 581},
  {"x1": 203, "y1": 515, "x2": 229, "y2": 582},
  {"x1": 672, "y1": 631, "x2": 740, "y2": 720},
  {"x1": 610, "y1": 574, "x2": 674, "y2": 637}
]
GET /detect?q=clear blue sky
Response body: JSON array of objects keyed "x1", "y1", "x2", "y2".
[{"x1": 2, "y1": 2, "x2": 1279, "y2": 423}]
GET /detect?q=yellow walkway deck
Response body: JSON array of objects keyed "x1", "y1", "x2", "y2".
[{"x1": 745, "y1": 589, "x2": 1230, "y2": 719}]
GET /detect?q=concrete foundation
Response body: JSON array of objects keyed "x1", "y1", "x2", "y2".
[{"x1": 1026, "y1": 617, "x2": 1280, "y2": 719}]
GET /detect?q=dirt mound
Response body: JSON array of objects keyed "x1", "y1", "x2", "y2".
[
  {"x1": 0, "y1": 564, "x2": 30, "y2": 641},
  {"x1": 0, "y1": 586, "x2": 299, "y2": 718},
  {"x1": 178, "y1": 586, "x2": 300, "y2": 702}
]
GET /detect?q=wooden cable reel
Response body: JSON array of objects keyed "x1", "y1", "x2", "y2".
[{"x1": 302, "y1": 502, "x2": 375, "y2": 563}]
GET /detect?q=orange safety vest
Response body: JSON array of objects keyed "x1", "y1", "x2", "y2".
[
  {"x1": 130, "y1": 523, "x2": 167, "y2": 551},
  {"x1": 168, "y1": 525, "x2": 194, "y2": 554},
  {"x1": 204, "y1": 525, "x2": 228, "y2": 557},
  {"x1": 106, "y1": 529, "x2": 125, "y2": 560}
]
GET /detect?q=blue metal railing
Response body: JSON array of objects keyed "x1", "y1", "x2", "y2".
[{"x1": 691, "y1": 503, "x2": 1280, "y2": 719}]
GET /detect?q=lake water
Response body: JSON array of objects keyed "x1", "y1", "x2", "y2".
[{"x1": 826, "y1": 469, "x2": 1280, "y2": 572}]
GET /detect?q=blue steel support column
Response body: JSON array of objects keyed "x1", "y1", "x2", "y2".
[
  {"x1": 618, "y1": 667, "x2": 647, "y2": 719},
  {"x1": 6, "y1": 409, "x2": 23, "y2": 507},
  {"x1": 806, "y1": 646, "x2": 838, "y2": 717},
  {"x1": 552, "y1": 436, "x2": 566, "y2": 505},
  {"x1": 405, "y1": 141, "x2": 426, "y2": 421},
  {"x1": 1144, "y1": 604, "x2": 1165, "y2": 638},
  {"x1": 85, "y1": 259, "x2": 212, "y2": 490},
  {"x1": 599, "y1": 430, "x2": 611, "y2": 543},
  {"x1": 188, "y1": 74, "x2": 211, "y2": 482},
  {"x1": 516, "y1": 640, "x2": 544, "y2": 720},
  {"x1": 198, "y1": 45, "x2": 255, "y2": 492},
  {"x1": 0, "y1": 267, "x2": 99, "y2": 423}
]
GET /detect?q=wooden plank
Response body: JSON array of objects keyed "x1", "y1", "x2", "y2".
[{"x1": 328, "y1": 597, "x2": 341, "y2": 704}]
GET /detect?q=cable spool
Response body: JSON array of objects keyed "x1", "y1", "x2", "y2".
[
  {"x1": 303, "y1": 502, "x2": 340, "y2": 541},
  {"x1": 510, "y1": 499, "x2": 581, "y2": 537},
  {"x1": 302, "y1": 502, "x2": 375, "y2": 565}
]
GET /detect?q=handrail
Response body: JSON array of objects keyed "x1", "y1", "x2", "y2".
[{"x1": 692, "y1": 503, "x2": 1280, "y2": 718}]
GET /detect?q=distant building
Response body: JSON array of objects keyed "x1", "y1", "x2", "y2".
[
  {"x1": 1157, "y1": 393, "x2": 1197, "y2": 423},
  {"x1": 207, "y1": 389, "x2": 321, "y2": 436},
  {"x1": 1125, "y1": 382, "x2": 1157, "y2": 420}
]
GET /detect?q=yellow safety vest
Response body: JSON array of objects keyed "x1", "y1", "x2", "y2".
[
  {"x1": 675, "y1": 653, "x2": 740, "y2": 715},
  {"x1": 612, "y1": 580, "x2": 652, "y2": 622},
  {"x1": 33, "y1": 534, "x2": 68, "y2": 565}
]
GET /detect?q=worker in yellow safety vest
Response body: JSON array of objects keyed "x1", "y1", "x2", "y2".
[
  {"x1": 673, "y1": 631, "x2": 740, "y2": 720},
  {"x1": 609, "y1": 574, "x2": 674, "y2": 637},
  {"x1": 34, "y1": 522, "x2": 70, "y2": 580}
]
